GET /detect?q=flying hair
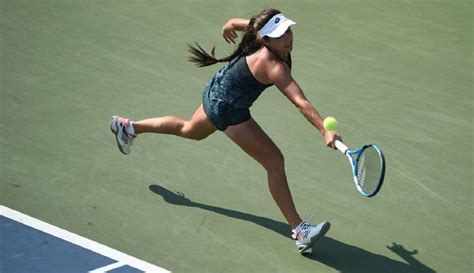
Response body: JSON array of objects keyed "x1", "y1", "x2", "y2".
[{"x1": 187, "y1": 8, "x2": 281, "y2": 67}]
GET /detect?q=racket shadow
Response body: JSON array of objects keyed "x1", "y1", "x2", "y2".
[
  {"x1": 149, "y1": 184, "x2": 435, "y2": 273},
  {"x1": 305, "y1": 239, "x2": 436, "y2": 273}
]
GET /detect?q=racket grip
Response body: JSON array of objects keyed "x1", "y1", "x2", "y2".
[{"x1": 335, "y1": 140, "x2": 348, "y2": 154}]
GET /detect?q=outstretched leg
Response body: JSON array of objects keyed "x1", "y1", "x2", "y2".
[
  {"x1": 224, "y1": 118, "x2": 302, "y2": 228},
  {"x1": 111, "y1": 104, "x2": 215, "y2": 154},
  {"x1": 133, "y1": 104, "x2": 216, "y2": 140}
]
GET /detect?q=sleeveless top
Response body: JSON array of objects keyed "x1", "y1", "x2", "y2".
[
  {"x1": 202, "y1": 54, "x2": 292, "y2": 130},
  {"x1": 204, "y1": 54, "x2": 292, "y2": 109}
]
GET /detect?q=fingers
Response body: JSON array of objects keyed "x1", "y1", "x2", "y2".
[
  {"x1": 222, "y1": 30, "x2": 238, "y2": 44},
  {"x1": 224, "y1": 34, "x2": 235, "y2": 44},
  {"x1": 224, "y1": 35, "x2": 234, "y2": 44},
  {"x1": 326, "y1": 139, "x2": 337, "y2": 150},
  {"x1": 325, "y1": 132, "x2": 341, "y2": 150},
  {"x1": 230, "y1": 30, "x2": 238, "y2": 40},
  {"x1": 223, "y1": 35, "x2": 230, "y2": 44}
]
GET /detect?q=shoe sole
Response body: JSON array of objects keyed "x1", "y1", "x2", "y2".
[
  {"x1": 298, "y1": 221, "x2": 331, "y2": 253},
  {"x1": 110, "y1": 118, "x2": 129, "y2": 155}
]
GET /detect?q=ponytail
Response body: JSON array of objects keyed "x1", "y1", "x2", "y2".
[
  {"x1": 187, "y1": 8, "x2": 281, "y2": 67},
  {"x1": 187, "y1": 43, "x2": 221, "y2": 67}
]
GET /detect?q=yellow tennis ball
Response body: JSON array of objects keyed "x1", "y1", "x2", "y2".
[{"x1": 323, "y1": 117, "x2": 337, "y2": 131}]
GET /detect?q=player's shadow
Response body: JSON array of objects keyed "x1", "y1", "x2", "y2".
[{"x1": 149, "y1": 184, "x2": 436, "y2": 273}]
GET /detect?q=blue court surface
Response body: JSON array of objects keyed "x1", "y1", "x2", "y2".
[{"x1": 0, "y1": 206, "x2": 170, "y2": 273}]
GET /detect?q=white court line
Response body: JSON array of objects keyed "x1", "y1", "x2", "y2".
[
  {"x1": 89, "y1": 261, "x2": 126, "y2": 273},
  {"x1": 0, "y1": 205, "x2": 171, "y2": 273}
]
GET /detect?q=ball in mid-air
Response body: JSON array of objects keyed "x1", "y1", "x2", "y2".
[{"x1": 323, "y1": 117, "x2": 337, "y2": 131}]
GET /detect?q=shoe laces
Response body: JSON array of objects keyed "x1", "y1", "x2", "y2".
[
  {"x1": 116, "y1": 117, "x2": 135, "y2": 140},
  {"x1": 121, "y1": 133, "x2": 134, "y2": 145},
  {"x1": 293, "y1": 214, "x2": 317, "y2": 240}
]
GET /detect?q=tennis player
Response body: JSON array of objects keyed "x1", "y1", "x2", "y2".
[{"x1": 110, "y1": 8, "x2": 341, "y2": 253}]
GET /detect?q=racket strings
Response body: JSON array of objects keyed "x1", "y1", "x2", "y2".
[{"x1": 357, "y1": 146, "x2": 383, "y2": 194}]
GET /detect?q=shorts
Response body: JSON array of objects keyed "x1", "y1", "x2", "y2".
[{"x1": 202, "y1": 87, "x2": 251, "y2": 131}]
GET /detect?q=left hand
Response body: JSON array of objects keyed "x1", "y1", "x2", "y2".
[
  {"x1": 222, "y1": 22, "x2": 238, "y2": 44},
  {"x1": 323, "y1": 130, "x2": 342, "y2": 149}
]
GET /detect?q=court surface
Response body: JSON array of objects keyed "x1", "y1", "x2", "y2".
[
  {"x1": 1, "y1": 205, "x2": 170, "y2": 273},
  {"x1": 1, "y1": 0, "x2": 472, "y2": 272}
]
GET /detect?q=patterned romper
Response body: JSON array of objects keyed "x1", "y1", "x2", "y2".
[{"x1": 202, "y1": 54, "x2": 290, "y2": 131}]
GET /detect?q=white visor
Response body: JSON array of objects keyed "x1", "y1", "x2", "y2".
[{"x1": 258, "y1": 13, "x2": 296, "y2": 38}]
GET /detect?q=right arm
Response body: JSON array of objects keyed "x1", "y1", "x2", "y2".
[
  {"x1": 269, "y1": 62, "x2": 341, "y2": 148},
  {"x1": 222, "y1": 18, "x2": 249, "y2": 44}
]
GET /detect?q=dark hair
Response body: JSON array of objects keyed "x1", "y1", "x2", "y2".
[{"x1": 187, "y1": 9, "x2": 281, "y2": 67}]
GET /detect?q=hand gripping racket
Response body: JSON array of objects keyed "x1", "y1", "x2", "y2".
[{"x1": 335, "y1": 140, "x2": 386, "y2": 197}]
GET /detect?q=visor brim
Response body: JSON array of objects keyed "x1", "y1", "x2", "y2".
[{"x1": 265, "y1": 19, "x2": 296, "y2": 38}]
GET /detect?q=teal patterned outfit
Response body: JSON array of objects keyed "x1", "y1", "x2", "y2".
[{"x1": 203, "y1": 55, "x2": 290, "y2": 131}]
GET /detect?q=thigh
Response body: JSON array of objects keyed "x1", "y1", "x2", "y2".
[
  {"x1": 186, "y1": 104, "x2": 217, "y2": 139},
  {"x1": 224, "y1": 118, "x2": 283, "y2": 169}
]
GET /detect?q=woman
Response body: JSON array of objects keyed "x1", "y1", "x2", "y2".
[{"x1": 110, "y1": 8, "x2": 341, "y2": 253}]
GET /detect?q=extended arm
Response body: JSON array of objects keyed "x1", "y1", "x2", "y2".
[
  {"x1": 222, "y1": 18, "x2": 250, "y2": 44},
  {"x1": 271, "y1": 64, "x2": 341, "y2": 148}
]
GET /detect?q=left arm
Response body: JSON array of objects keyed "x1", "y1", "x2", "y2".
[
  {"x1": 221, "y1": 18, "x2": 250, "y2": 44},
  {"x1": 270, "y1": 64, "x2": 341, "y2": 148}
]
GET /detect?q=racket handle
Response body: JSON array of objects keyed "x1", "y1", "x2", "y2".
[{"x1": 335, "y1": 140, "x2": 348, "y2": 154}]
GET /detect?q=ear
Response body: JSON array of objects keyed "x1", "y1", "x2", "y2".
[{"x1": 259, "y1": 36, "x2": 270, "y2": 47}]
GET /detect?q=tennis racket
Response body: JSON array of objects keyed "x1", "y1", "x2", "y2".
[{"x1": 335, "y1": 140, "x2": 386, "y2": 197}]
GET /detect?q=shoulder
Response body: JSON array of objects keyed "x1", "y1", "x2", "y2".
[
  {"x1": 265, "y1": 58, "x2": 291, "y2": 84},
  {"x1": 258, "y1": 49, "x2": 291, "y2": 77},
  {"x1": 256, "y1": 50, "x2": 294, "y2": 88},
  {"x1": 246, "y1": 48, "x2": 292, "y2": 84},
  {"x1": 268, "y1": 59, "x2": 290, "y2": 76}
]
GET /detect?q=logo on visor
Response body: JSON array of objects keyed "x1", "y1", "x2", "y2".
[{"x1": 275, "y1": 18, "x2": 280, "y2": 24}]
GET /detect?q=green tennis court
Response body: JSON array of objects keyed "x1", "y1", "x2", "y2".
[{"x1": 1, "y1": 0, "x2": 472, "y2": 272}]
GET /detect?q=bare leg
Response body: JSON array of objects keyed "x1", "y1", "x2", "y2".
[
  {"x1": 224, "y1": 118, "x2": 303, "y2": 228},
  {"x1": 133, "y1": 104, "x2": 216, "y2": 140}
]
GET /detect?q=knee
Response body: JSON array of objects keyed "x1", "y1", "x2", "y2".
[
  {"x1": 181, "y1": 124, "x2": 209, "y2": 141},
  {"x1": 262, "y1": 151, "x2": 285, "y2": 175}
]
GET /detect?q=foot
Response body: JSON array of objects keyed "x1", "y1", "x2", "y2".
[
  {"x1": 110, "y1": 116, "x2": 135, "y2": 155},
  {"x1": 293, "y1": 220, "x2": 331, "y2": 253}
]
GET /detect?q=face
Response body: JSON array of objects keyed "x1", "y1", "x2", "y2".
[{"x1": 266, "y1": 27, "x2": 294, "y2": 56}]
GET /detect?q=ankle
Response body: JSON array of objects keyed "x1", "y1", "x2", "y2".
[
  {"x1": 126, "y1": 121, "x2": 136, "y2": 136},
  {"x1": 291, "y1": 221, "x2": 305, "y2": 239}
]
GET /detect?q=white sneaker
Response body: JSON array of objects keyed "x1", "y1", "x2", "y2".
[
  {"x1": 292, "y1": 217, "x2": 331, "y2": 253},
  {"x1": 110, "y1": 116, "x2": 135, "y2": 155}
]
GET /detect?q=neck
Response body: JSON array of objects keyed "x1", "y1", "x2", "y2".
[{"x1": 265, "y1": 46, "x2": 287, "y2": 62}]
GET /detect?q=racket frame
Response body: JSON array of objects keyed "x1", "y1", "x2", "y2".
[{"x1": 335, "y1": 140, "x2": 385, "y2": 197}]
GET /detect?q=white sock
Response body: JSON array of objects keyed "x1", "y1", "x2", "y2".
[
  {"x1": 292, "y1": 221, "x2": 305, "y2": 239},
  {"x1": 126, "y1": 121, "x2": 136, "y2": 136}
]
